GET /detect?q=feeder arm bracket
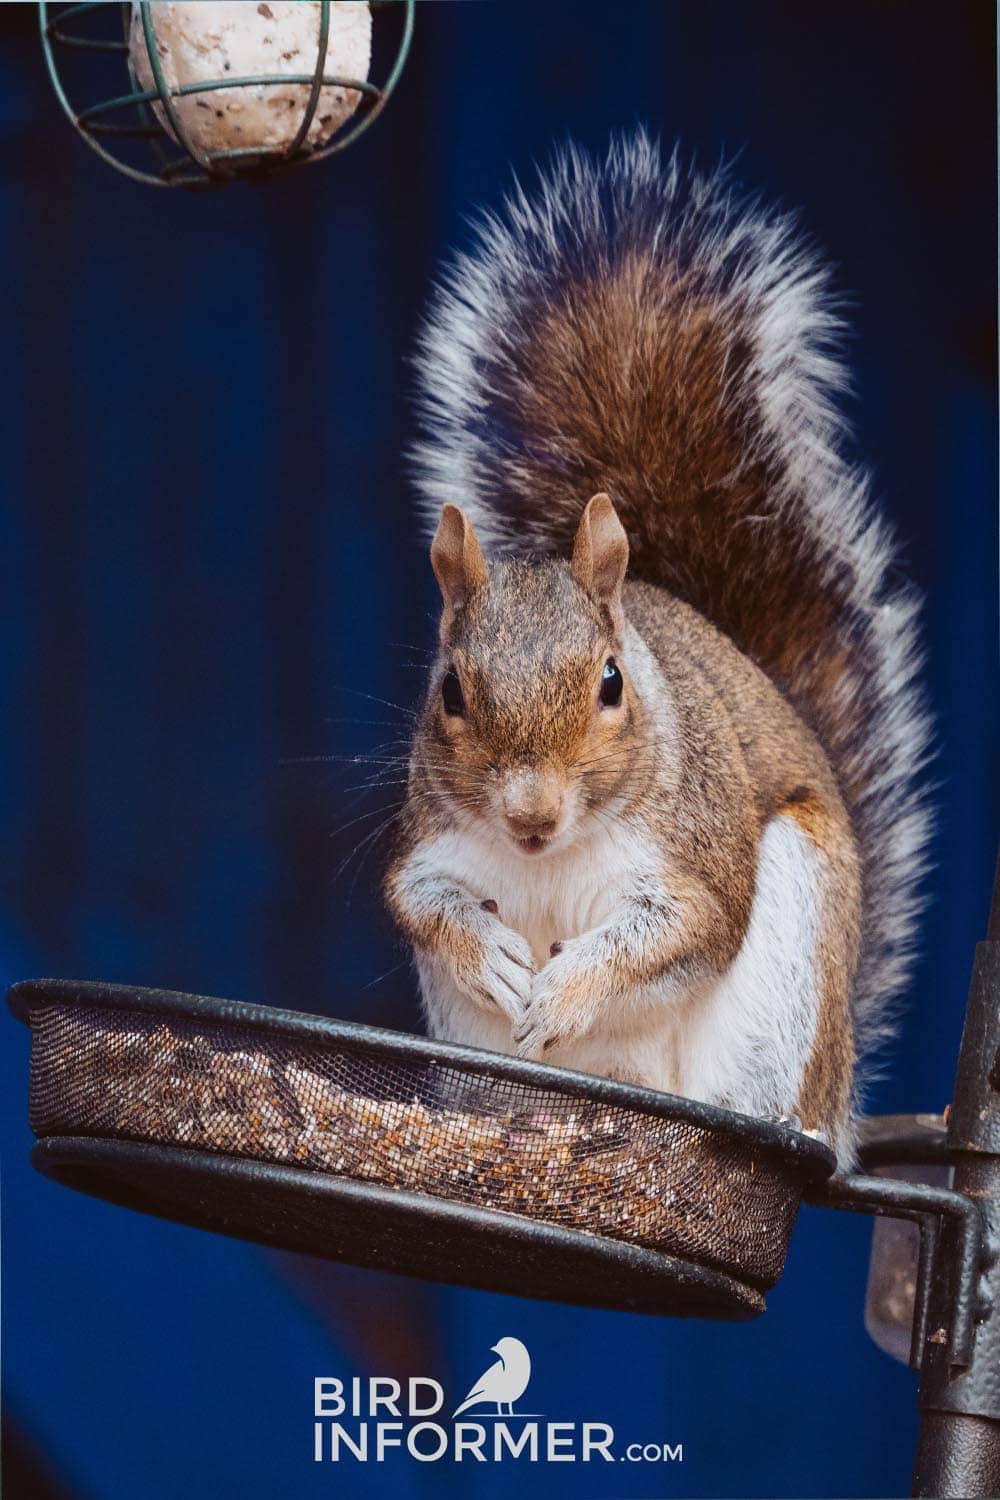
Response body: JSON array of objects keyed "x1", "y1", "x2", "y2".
[
  {"x1": 806, "y1": 855, "x2": 1000, "y2": 1498},
  {"x1": 909, "y1": 902, "x2": 1000, "y2": 1498}
]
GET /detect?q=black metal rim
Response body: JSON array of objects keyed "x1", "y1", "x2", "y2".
[
  {"x1": 9, "y1": 978, "x2": 839, "y2": 1188},
  {"x1": 31, "y1": 1134, "x2": 766, "y2": 1320},
  {"x1": 8, "y1": 978, "x2": 836, "y2": 1180}
]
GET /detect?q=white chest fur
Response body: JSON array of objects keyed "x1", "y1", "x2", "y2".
[
  {"x1": 418, "y1": 819, "x2": 653, "y2": 967},
  {"x1": 413, "y1": 811, "x2": 826, "y2": 1140}
]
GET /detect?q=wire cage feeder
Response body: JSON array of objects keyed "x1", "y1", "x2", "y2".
[{"x1": 40, "y1": 1, "x2": 415, "y2": 188}]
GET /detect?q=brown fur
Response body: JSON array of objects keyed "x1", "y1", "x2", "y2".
[
  {"x1": 404, "y1": 138, "x2": 930, "y2": 1155},
  {"x1": 781, "y1": 792, "x2": 859, "y2": 1131},
  {"x1": 479, "y1": 255, "x2": 862, "y2": 766},
  {"x1": 388, "y1": 508, "x2": 862, "y2": 1146}
]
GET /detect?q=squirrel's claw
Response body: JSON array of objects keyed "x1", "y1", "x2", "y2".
[
  {"x1": 461, "y1": 918, "x2": 535, "y2": 1026},
  {"x1": 512, "y1": 1019, "x2": 551, "y2": 1060},
  {"x1": 512, "y1": 947, "x2": 598, "y2": 1057},
  {"x1": 512, "y1": 1010, "x2": 573, "y2": 1059}
]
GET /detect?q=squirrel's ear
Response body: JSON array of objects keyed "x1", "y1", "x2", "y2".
[
  {"x1": 431, "y1": 504, "x2": 489, "y2": 634},
  {"x1": 571, "y1": 493, "x2": 628, "y2": 628}
]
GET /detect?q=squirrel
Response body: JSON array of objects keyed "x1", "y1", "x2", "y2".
[{"x1": 384, "y1": 133, "x2": 930, "y2": 1168}]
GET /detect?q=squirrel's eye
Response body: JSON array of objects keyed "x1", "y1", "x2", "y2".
[
  {"x1": 441, "y1": 665, "x2": 466, "y2": 717},
  {"x1": 599, "y1": 657, "x2": 624, "y2": 708}
]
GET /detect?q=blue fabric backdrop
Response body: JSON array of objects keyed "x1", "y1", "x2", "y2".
[{"x1": 2, "y1": 3, "x2": 996, "y2": 1497}]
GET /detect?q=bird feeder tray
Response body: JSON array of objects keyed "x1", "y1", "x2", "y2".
[{"x1": 9, "y1": 980, "x2": 834, "y2": 1319}]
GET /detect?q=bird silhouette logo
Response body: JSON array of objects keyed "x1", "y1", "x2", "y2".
[{"x1": 452, "y1": 1337, "x2": 532, "y2": 1418}]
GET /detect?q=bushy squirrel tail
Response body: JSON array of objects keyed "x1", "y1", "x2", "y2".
[{"x1": 412, "y1": 130, "x2": 931, "y2": 1076}]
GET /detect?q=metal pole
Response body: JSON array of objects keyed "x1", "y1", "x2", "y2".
[{"x1": 912, "y1": 861, "x2": 1000, "y2": 1497}]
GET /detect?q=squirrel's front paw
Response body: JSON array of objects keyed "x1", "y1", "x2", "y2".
[
  {"x1": 453, "y1": 912, "x2": 535, "y2": 1026},
  {"x1": 512, "y1": 944, "x2": 601, "y2": 1058}
]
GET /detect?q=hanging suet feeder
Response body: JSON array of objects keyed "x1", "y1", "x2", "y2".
[{"x1": 40, "y1": 1, "x2": 414, "y2": 189}]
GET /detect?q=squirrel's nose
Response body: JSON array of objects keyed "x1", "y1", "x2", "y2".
[
  {"x1": 501, "y1": 769, "x2": 564, "y2": 842},
  {"x1": 505, "y1": 810, "x2": 560, "y2": 840}
]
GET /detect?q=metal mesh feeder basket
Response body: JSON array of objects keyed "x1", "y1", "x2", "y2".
[
  {"x1": 9, "y1": 979, "x2": 835, "y2": 1318},
  {"x1": 40, "y1": 2, "x2": 414, "y2": 188}
]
